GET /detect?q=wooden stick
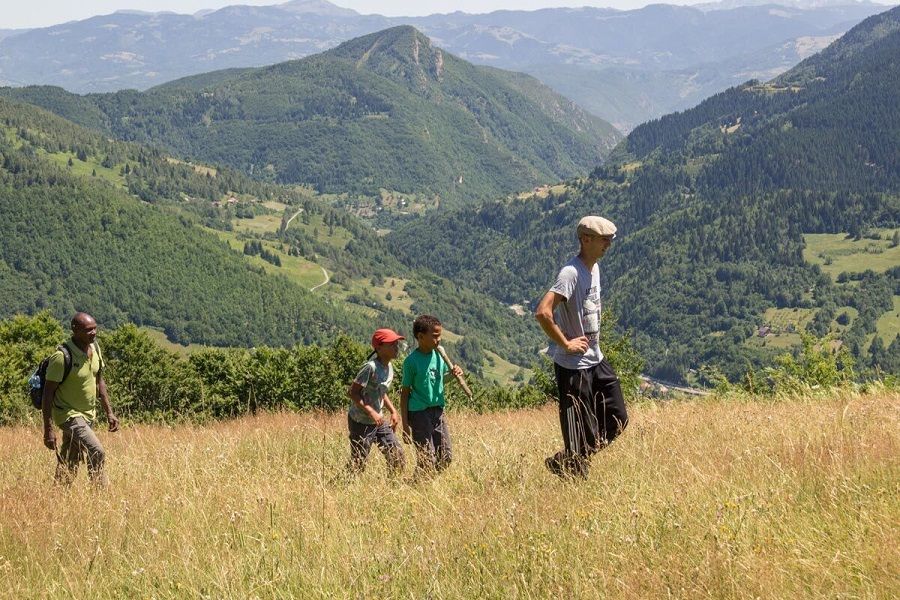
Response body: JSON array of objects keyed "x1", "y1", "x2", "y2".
[{"x1": 436, "y1": 345, "x2": 473, "y2": 399}]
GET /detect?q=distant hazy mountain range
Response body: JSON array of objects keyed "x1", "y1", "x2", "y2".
[{"x1": 0, "y1": 0, "x2": 889, "y2": 130}]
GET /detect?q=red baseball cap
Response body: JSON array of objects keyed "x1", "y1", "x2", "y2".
[{"x1": 371, "y1": 328, "x2": 405, "y2": 347}]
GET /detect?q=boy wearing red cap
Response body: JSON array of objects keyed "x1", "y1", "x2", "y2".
[{"x1": 346, "y1": 328, "x2": 406, "y2": 475}]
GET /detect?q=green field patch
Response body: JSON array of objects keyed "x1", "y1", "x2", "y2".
[
  {"x1": 747, "y1": 332, "x2": 802, "y2": 350},
  {"x1": 263, "y1": 201, "x2": 288, "y2": 212},
  {"x1": 874, "y1": 296, "x2": 900, "y2": 344},
  {"x1": 516, "y1": 183, "x2": 568, "y2": 200},
  {"x1": 369, "y1": 278, "x2": 414, "y2": 313},
  {"x1": 6, "y1": 124, "x2": 214, "y2": 192},
  {"x1": 439, "y1": 328, "x2": 462, "y2": 343},
  {"x1": 276, "y1": 253, "x2": 329, "y2": 290},
  {"x1": 745, "y1": 297, "x2": 864, "y2": 349},
  {"x1": 747, "y1": 82, "x2": 803, "y2": 94},
  {"x1": 804, "y1": 231, "x2": 900, "y2": 279},
  {"x1": 0, "y1": 124, "x2": 25, "y2": 148},
  {"x1": 283, "y1": 213, "x2": 353, "y2": 249},
  {"x1": 165, "y1": 156, "x2": 217, "y2": 177},
  {"x1": 206, "y1": 228, "x2": 324, "y2": 289},
  {"x1": 834, "y1": 306, "x2": 859, "y2": 334},
  {"x1": 38, "y1": 149, "x2": 125, "y2": 186},
  {"x1": 232, "y1": 213, "x2": 284, "y2": 235},
  {"x1": 745, "y1": 307, "x2": 816, "y2": 350},
  {"x1": 483, "y1": 350, "x2": 530, "y2": 386},
  {"x1": 140, "y1": 326, "x2": 209, "y2": 356},
  {"x1": 762, "y1": 307, "x2": 816, "y2": 332}
]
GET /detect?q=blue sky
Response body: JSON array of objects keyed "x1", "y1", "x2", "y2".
[{"x1": 2, "y1": 1, "x2": 711, "y2": 29}]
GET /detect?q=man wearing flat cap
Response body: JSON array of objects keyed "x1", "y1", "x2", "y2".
[{"x1": 535, "y1": 216, "x2": 628, "y2": 478}]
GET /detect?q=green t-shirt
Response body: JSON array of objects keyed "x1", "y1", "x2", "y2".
[
  {"x1": 45, "y1": 341, "x2": 104, "y2": 427},
  {"x1": 401, "y1": 349, "x2": 447, "y2": 412}
]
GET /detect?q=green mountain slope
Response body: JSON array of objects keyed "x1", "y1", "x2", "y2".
[
  {"x1": 388, "y1": 6, "x2": 900, "y2": 381},
  {"x1": 0, "y1": 97, "x2": 391, "y2": 347},
  {"x1": 1, "y1": 26, "x2": 620, "y2": 206},
  {"x1": 0, "y1": 96, "x2": 542, "y2": 376}
]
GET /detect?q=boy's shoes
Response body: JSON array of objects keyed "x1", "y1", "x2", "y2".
[{"x1": 545, "y1": 452, "x2": 588, "y2": 480}]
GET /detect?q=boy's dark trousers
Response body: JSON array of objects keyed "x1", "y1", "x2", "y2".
[
  {"x1": 347, "y1": 416, "x2": 404, "y2": 475},
  {"x1": 550, "y1": 359, "x2": 628, "y2": 477},
  {"x1": 407, "y1": 406, "x2": 452, "y2": 474}
]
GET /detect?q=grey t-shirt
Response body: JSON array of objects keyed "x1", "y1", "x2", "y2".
[
  {"x1": 548, "y1": 256, "x2": 605, "y2": 370},
  {"x1": 348, "y1": 359, "x2": 393, "y2": 425}
]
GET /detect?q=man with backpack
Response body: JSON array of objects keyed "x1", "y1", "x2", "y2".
[{"x1": 41, "y1": 312, "x2": 119, "y2": 486}]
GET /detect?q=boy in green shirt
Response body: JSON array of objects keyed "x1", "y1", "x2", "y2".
[
  {"x1": 42, "y1": 312, "x2": 119, "y2": 486},
  {"x1": 400, "y1": 315, "x2": 463, "y2": 476}
]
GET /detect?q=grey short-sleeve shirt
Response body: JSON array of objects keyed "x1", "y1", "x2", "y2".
[
  {"x1": 348, "y1": 359, "x2": 393, "y2": 424},
  {"x1": 548, "y1": 256, "x2": 605, "y2": 370}
]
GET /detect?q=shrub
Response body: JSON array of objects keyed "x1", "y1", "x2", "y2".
[
  {"x1": 763, "y1": 333, "x2": 855, "y2": 393},
  {"x1": 0, "y1": 312, "x2": 65, "y2": 425}
]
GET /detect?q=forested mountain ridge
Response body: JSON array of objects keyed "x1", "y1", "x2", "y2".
[
  {"x1": 388, "y1": 6, "x2": 900, "y2": 382},
  {"x1": 0, "y1": 26, "x2": 620, "y2": 206}
]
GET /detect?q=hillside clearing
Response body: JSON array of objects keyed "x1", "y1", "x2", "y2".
[
  {"x1": 205, "y1": 227, "x2": 324, "y2": 289},
  {"x1": 139, "y1": 327, "x2": 208, "y2": 356},
  {"x1": 874, "y1": 295, "x2": 900, "y2": 343},
  {"x1": 803, "y1": 230, "x2": 900, "y2": 278}
]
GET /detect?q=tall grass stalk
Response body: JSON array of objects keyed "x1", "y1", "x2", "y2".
[{"x1": 0, "y1": 390, "x2": 896, "y2": 598}]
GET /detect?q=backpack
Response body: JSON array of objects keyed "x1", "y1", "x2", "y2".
[{"x1": 28, "y1": 343, "x2": 74, "y2": 410}]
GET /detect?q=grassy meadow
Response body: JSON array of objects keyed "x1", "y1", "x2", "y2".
[
  {"x1": 875, "y1": 296, "x2": 900, "y2": 343},
  {"x1": 1, "y1": 390, "x2": 897, "y2": 598},
  {"x1": 206, "y1": 227, "x2": 326, "y2": 290},
  {"x1": 804, "y1": 231, "x2": 900, "y2": 278}
]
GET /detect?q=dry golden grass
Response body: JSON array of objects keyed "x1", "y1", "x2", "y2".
[{"x1": 1, "y1": 390, "x2": 897, "y2": 599}]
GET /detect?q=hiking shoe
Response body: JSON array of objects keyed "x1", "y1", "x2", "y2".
[
  {"x1": 569, "y1": 455, "x2": 589, "y2": 479},
  {"x1": 545, "y1": 454, "x2": 565, "y2": 477},
  {"x1": 545, "y1": 452, "x2": 589, "y2": 480}
]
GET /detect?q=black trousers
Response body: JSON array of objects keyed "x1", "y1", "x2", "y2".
[{"x1": 555, "y1": 359, "x2": 628, "y2": 458}]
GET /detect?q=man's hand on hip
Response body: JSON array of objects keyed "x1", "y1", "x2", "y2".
[{"x1": 565, "y1": 336, "x2": 589, "y2": 354}]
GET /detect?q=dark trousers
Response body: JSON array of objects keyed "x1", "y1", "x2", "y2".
[
  {"x1": 347, "y1": 416, "x2": 405, "y2": 475},
  {"x1": 552, "y1": 359, "x2": 628, "y2": 474},
  {"x1": 407, "y1": 406, "x2": 452, "y2": 475}
]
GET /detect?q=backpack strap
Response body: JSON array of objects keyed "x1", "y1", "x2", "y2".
[
  {"x1": 59, "y1": 343, "x2": 73, "y2": 384},
  {"x1": 92, "y1": 341, "x2": 103, "y2": 374}
]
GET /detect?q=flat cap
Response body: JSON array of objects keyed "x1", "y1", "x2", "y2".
[{"x1": 577, "y1": 216, "x2": 617, "y2": 238}]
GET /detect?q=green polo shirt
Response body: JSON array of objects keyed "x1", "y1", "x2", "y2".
[
  {"x1": 45, "y1": 341, "x2": 104, "y2": 427},
  {"x1": 401, "y1": 349, "x2": 447, "y2": 412}
]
